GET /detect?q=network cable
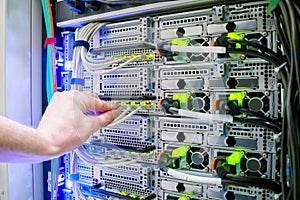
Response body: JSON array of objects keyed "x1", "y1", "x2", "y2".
[
  {"x1": 217, "y1": 166, "x2": 281, "y2": 193},
  {"x1": 164, "y1": 165, "x2": 281, "y2": 193},
  {"x1": 272, "y1": 1, "x2": 300, "y2": 199},
  {"x1": 72, "y1": 22, "x2": 148, "y2": 77},
  {"x1": 41, "y1": 0, "x2": 59, "y2": 199}
]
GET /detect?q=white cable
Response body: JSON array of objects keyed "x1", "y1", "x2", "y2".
[
  {"x1": 69, "y1": 151, "x2": 86, "y2": 200},
  {"x1": 107, "y1": 106, "x2": 141, "y2": 128},
  {"x1": 75, "y1": 146, "x2": 138, "y2": 167},
  {"x1": 99, "y1": 54, "x2": 144, "y2": 74},
  {"x1": 112, "y1": 106, "x2": 132, "y2": 122},
  {"x1": 167, "y1": 168, "x2": 222, "y2": 185},
  {"x1": 170, "y1": 45, "x2": 226, "y2": 54},
  {"x1": 171, "y1": 108, "x2": 233, "y2": 123}
]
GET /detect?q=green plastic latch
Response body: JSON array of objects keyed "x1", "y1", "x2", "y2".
[
  {"x1": 171, "y1": 38, "x2": 189, "y2": 46},
  {"x1": 227, "y1": 32, "x2": 243, "y2": 49},
  {"x1": 226, "y1": 151, "x2": 243, "y2": 165},
  {"x1": 267, "y1": 0, "x2": 280, "y2": 14},
  {"x1": 178, "y1": 196, "x2": 189, "y2": 200},
  {"x1": 172, "y1": 93, "x2": 190, "y2": 108},
  {"x1": 171, "y1": 38, "x2": 189, "y2": 61},
  {"x1": 228, "y1": 93, "x2": 246, "y2": 107},
  {"x1": 171, "y1": 146, "x2": 189, "y2": 158}
]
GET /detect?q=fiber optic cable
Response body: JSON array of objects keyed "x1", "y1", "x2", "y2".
[{"x1": 41, "y1": 0, "x2": 58, "y2": 199}]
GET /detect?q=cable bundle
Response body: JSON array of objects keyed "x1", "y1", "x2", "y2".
[
  {"x1": 72, "y1": 22, "x2": 145, "y2": 85},
  {"x1": 272, "y1": 1, "x2": 300, "y2": 199},
  {"x1": 41, "y1": 0, "x2": 59, "y2": 199}
]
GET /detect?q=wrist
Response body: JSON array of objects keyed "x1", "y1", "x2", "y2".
[{"x1": 36, "y1": 129, "x2": 63, "y2": 157}]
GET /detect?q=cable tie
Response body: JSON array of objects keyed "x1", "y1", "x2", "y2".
[
  {"x1": 274, "y1": 62, "x2": 287, "y2": 73},
  {"x1": 68, "y1": 173, "x2": 80, "y2": 181},
  {"x1": 44, "y1": 37, "x2": 56, "y2": 48},
  {"x1": 70, "y1": 78, "x2": 85, "y2": 86},
  {"x1": 73, "y1": 40, "x2": 90, "y2": 50}
]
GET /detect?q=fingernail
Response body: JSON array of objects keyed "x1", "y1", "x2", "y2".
[
  {"x1": 112, "y1": 104, "x2": 121, "y2": 109},
  {"x1": 113, "y1": 109, "x2": 121, "y2": 117}
]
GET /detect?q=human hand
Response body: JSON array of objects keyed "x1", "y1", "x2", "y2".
[{"x1": 37, "y1": 90, "x2": 120, "y2": 156}]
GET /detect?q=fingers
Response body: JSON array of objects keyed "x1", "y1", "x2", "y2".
[
  {"x1": 84, "y1": 93, "x2": 119, "y2": 112},
  {"x1": 93, "y1": 109, "x2": 121, "y2": 129},
  {"x1": 93, "y1": 98, "x2": 120, "y2": 112}
]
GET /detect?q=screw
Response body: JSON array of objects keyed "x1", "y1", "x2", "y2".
[
  {"x1": 262, "y1": 32, "x2": 268, "y2": 37},
  {"x1": 204, "y1": 37, "x2": 209, "y2": 42},
  {"x1": 241, "y1": 33, "x2": 245, "y2": 38},
  {"x1": 186, "y1": 57, "x2": 191, "y2": 63},
  {"x1": 240, "y1": 171, "x2": 245, "y2": 176},
  {"x1": 264, "y1": 90, "x2": 270, "y2": 96},
  {"x1": 240, "y1": 54, "x2": 246, "y2": 60},
  {"x1": 261, "y1": 174, "x2": 267, "y2": 179},
  {"x1": 204, "y1": 167, "x2": 209, "y2": 172},
  {"x1": 262, "y1": 153, "x2": 268, "y2": 159},
  {"x1": 205, "y1": 92, "x2": 210, "y2": 96},
  {"x1": 264, "y1": 113, "x2": 270, "y2": 117},
  {"x1": 186, "y1": 165, "x2": 191, "y2": 169}
]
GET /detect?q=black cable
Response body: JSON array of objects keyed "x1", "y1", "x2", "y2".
[
  {"x1": 285, "y1": 0, "x2": 300, "y2": 106},
  {"x1": 233, "y1": 117, "x2": 281, "y2": 134},
  {"x1": 226, "y1": 175, "x2": 281, "y2": 193},
  {"x1": 272, "y1": 1, "x2": 300, "y2": 198},
  {"x1": 91, "y1": 188, "x2": 156, "y2": 200},
  {"x1": 280, "y1": 108, "x2": 288, "y2": 199},
  {"x1": 90, "y1": 141, "x2": 156, "y2": 153},
  {"x1": 226, "y1": 46, "x2": 291, "y2": 88},
  {"x1": 226, "y1": 48, "x2": 281, "y2": 67},
  {"x1": 227, "y1": 39, "x2": 283, "y2": 64},
  {"x1": 217, "y1": 167, "x2": 281, "y2": 193},
  {"x1": 239, "y1": 108, "x2": 282, "y2": 130},
  {"x1": 226, "y1": 101, "x2": 282, "y2": 130},
  {"x1": 281, "y1": 0, "x2": 300, "y2": 197},
  {"x1": 273, "y1": 12, "x2": 291, "y2": 64}
]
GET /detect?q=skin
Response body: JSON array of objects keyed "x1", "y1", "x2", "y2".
[{"x1": 0, "y1": 90, "x2": 120, "y2": 163}]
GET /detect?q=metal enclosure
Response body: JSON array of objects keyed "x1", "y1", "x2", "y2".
[{"x1": 56, "y1": 1, "x2": 282, "y2": 200}]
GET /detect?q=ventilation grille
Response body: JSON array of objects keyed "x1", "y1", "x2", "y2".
[
  {"x1": 161, "y1": 16, "x2": 208, "y2": 28},
  {"x1": 101, "y1": 128, "x2": 140, "y2": 137},
  {"x1": 162, "y1": 69, "x2": 209, "y2": 78},
  {"x1": 104, "y1": 135, "x2": 153, "y2": 148},
  {"x1": 103, "y1": 178, "x2": 153, "y2": 197},
  {"x1": 101, "y1": 25, "x2": 139, "y2": 37},
  {"x1": 163, "y1": 122, "x2": 209, "y2": 131},
  {"x1": 101, "y1": 36, "x2": 140, "y2": 47},
  {"x1": 100, "y1": 91, "x2": 153, "y2": 97}
]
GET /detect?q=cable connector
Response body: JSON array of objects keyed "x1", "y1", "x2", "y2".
[{"x1": 216, "y1": 166, "x2": 229, "y2": 179}]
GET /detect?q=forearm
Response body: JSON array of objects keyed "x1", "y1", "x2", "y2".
[
  {"x1": 0, "y1": 116, "x2": 56, "y2": 163},
  {"x1": 0, "y1": 91, "x2": 119, "y2": 163}
]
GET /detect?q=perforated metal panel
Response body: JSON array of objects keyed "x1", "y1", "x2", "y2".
[{"x1": 60, "y1": 1, "x2": 281, "y2": 199}]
